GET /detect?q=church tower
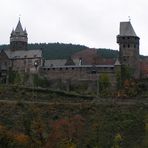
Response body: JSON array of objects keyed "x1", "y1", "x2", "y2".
[
  {"x1": 117, "y1": 21, "x2": 140, "y2": 79},
  {"x1": 10, "y1": 19, "x2": 28, "y2": 51}
]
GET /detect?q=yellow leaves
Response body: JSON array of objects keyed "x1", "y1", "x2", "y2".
[
  {"x1": 114, "y1": 133, "x2": 122, "y2": 143},
  {"x1": 112, "y1": 133, "x2": 123, "y2": 148},
  {"x1": 66, "y1": 142, "x2": 77, "y2": 148}
]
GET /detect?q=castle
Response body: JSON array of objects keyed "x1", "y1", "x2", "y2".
[{"x1": 0, "y1": 19, "x2": 147, "y2": 88}]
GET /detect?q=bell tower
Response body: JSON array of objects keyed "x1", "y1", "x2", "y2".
[
  {"x1": 117, "y1": 21, "x2": 140, "y2": 79},
  {"x1": 10, "y1": 19, "x2": 28, "y2": 51}
]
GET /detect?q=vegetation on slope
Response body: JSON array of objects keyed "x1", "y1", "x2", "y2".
[
  {"x1": 97, "y1": 48, "x2": 118, "y2": 59},
  {"x1": 0, "y1": 43, "x2": 119, "y2": 60},
  {"x1": 0, "y1": 99, "x2": 147, "y2": 148}
]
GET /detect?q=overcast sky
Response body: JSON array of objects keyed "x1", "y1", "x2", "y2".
[{"x1": 0, "y1": 0, "x2": 148, "y2": 55}]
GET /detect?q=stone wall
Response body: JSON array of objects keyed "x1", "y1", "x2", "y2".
[
  {"x1": 12, "y1": 57, "x2": 42, "y2": 73},
  {"x1": 39, "y1": 66, "x2": 117, "y2": 92},
  {"x1": 40, "y1": 66, "x2": 115, "y2": 80}
]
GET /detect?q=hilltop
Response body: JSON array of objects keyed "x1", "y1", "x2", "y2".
[{"x1": 0, "y1": 43, "x2": 118, "y2": 60}]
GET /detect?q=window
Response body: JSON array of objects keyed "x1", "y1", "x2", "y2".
[
  {"x1": 123, "y1": 44, "x2": 125, "y2": 48},
  {"x1": 123, "y1": 58, "x2": 126, "y2": 62},
  {"x1": 91, "y1": 70, "x2": 96, "y2": 74},
  {"x1": 128, "y1": 44, "x2": 130, "y2": 48}
]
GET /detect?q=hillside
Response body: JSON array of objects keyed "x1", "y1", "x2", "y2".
[
  {"x1": 0, "y1": 85, "x2": 147, "y2": 147},
  {"x1": 0, "y1": 43, "x2": 118, "y2": 60}
]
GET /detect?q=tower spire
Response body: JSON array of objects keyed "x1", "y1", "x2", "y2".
[
  {"x1": 128, "y1": 16, "x2": 131, "y2": 22},
  {"x1": 10, "y1": 19, "x2": 28, "y2": 51}
]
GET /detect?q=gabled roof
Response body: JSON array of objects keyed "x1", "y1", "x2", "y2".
[
  {"x1": 4, "y1": 49, "x2": 42, "y2": 59},
  {"x1": 119, "y1": 21, "x2": 137, "y2": 37}
]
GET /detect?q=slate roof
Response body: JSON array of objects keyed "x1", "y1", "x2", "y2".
[
  {"x1": 44, "y1": 59, "x2": 67, "y2": 67},
  {"x1": 4, "y1": 49, "x2": 42, "y2": 59},
  {"x1": 11, "y1": 20, "x2": 27, "y2": 36},
  {"x1": 15, "y1": 20, "x2": 24, "y2": 33},
  {"x1": 119, "y1": 21, "x2": 137, "y2": 37},
  {"x1": 44, "y1": 59, "x2": 80, "y2": 67}
]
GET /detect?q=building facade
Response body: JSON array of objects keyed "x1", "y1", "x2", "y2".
[{"x1": 0, "y1": 20, "x2": 42, "y2": 82}]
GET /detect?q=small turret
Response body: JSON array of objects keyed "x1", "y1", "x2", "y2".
[
  {"x1": 114, "y1": 58, "x2": 121, "y2": 73},
  {"x1": 10, "y1": 19, "x2": 28, "y2": 51}
]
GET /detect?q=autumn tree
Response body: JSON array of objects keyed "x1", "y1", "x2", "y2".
[{"x1": 46, "y1": 115, "x2": 85, "y2": 148}]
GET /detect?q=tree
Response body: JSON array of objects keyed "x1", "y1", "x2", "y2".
[
  {"x1": 112, "y1": 133, "x2": 123, "y2": 148},
  {"x1": 46, "y1": 115, "x2": 85, "y2": 148},
  {"x1": 99, "y1": 73, "x2": 111, "y2": 97}
]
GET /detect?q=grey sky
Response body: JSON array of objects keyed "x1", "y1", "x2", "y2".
[{"x1": 0, "y1": 0, "x2": 148, "y2": 55}]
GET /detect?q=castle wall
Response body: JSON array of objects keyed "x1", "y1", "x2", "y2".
[
  {"x1": 39, "y1": 66, "x2": 117, "y2": 91},
  {"x1": 40, "y1": 66, "x2": 115, "y2": 80}
]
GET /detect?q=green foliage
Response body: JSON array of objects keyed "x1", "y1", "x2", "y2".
[
  {"x1": 97, "y1": 48, "x2": 118, "y2": 59},
  {"x1": 99, "y1": 73, "x2": 111, "y2": 97},
  {"x1": 115, "y1": 69, "x2": 122, "y2": 90},
  {"x1": 28, "y1": 43, "x2": 87, "y2": 60},
  {"x1": 121, "y1": 65, "x2": 133, "y2": 81},
  {"x1": 112, "y1": 133, "x2": 123, "y2": 148},
  {"x1": 33, "y1": 74, "x2": 49, "y2": 87},
  {"x1": 0, "y1": 43, "x2": 120, "y2": 60},
  {"x1": 8, "y1": 70, "x2": 29, "y2": 86}
]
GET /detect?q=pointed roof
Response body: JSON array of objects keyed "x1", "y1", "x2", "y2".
[
  {"x1": 65, "y1": 57, "x2": 75, "y2": 65},
  {"x1": 15, "y1": 19, "x2": 24, "y2": 33},
  {"x1": 119, "y1": 21, "x2": 137, "y2": 37},
  {"x1": 114, "y1": 58, "x2": 121, "y2": 66}
]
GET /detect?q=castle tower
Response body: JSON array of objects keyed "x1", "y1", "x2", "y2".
[
  {"x1": 117, "y1": 21, "x2": 140, "y2": 79},
  {"x1": 10, "y1": 19, "x2": 28, "y2": 51}
]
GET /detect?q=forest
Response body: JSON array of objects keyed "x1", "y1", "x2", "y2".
[{"x1": 0, "y1": 43, "x2": 118, "y2": 59}]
